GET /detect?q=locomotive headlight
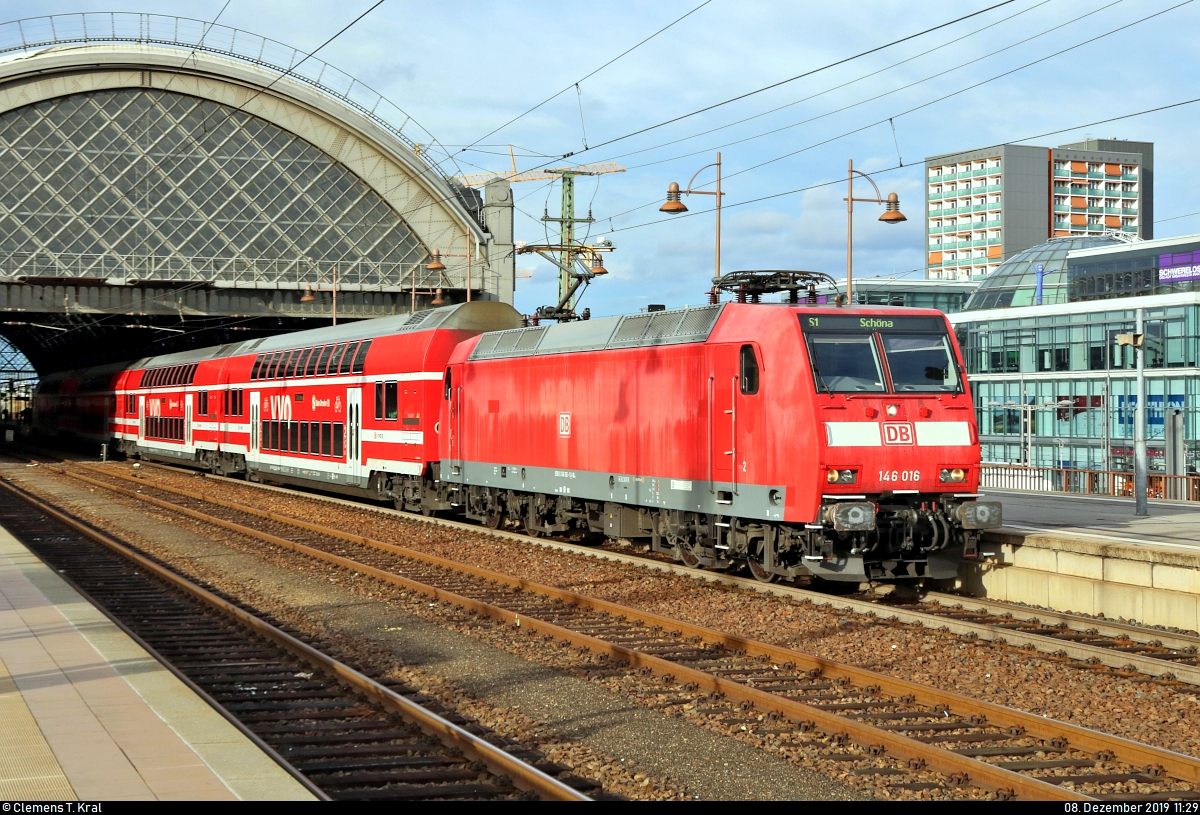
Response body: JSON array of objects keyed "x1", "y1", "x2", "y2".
[
  {"x1": 940, "y1": 468, "x2": 967, "y2": 482},
  {"x1": 827, "y1": 469, "x2": 840, "y2": 483},
  {"x1": 827, "y1": 469, "x2": 857, "y2": 484},
  {"x1": 885, "y1": 404, "x2": 899, "y2": 417}
]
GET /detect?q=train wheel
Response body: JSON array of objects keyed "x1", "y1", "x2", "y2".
[
  {"x1": 484, "y1": 509, "x2": 502, "y2": 529},
  {"x1": 524, "y1": 507, "x2": 544, "y2": 538},
  {"x1": 747, "y1": 546, "x2": 778, "y2": 584},
  {"x1": 673, "y1": 534, "x2": 702, "y2": 569}
]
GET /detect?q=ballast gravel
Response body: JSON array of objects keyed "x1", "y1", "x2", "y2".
[
  {"x1": 112, "y1": 462, "x2": 1200, "y2": 763},
  {"x1": 8, "y1": 463, "x2": 865, "y2": 801}
]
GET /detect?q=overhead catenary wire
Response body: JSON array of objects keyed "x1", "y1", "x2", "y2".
[
  {"x1": 603, "y1": 92, "x2": 1200, "y2": 237},
  {"x1": 595, "y1": 0, "x2": 1053, "y2": 167},
  {"x1": 564, "y1": 0, "x2": 1019, "y2": 159},
  {"x1": 624, "y1": 0, "x2": 1133, "y2": 175},
  {"x1": 596, "y1": 0, "x2": 1187, "y2": 229},
  {"x1": 456, "y1": 0, "x2": 716, "y2": 155}
]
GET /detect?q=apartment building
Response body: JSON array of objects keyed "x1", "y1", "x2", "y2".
[{"x1": 925, "y1": 139, "x2": 1152, "y2": 281}]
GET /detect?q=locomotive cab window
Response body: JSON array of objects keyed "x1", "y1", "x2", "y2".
[
  {"x1": 880, "y1": 333, "x2": 961, "y2": 392},
  {"x1": 807, "y1": 336, "x2": 886, "y2": 393},
  {"x1": 740, "y1": 345, "x2": 759, "y2": 394},
  {"x1": 800, "y1": 314, "x2": 957, "y2": 394}
]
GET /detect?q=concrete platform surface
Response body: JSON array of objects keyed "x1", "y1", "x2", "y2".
[
  {"x1": 0, "y1": 524, "x2": 315, "y2": 801},
  {"x1": 983, "y1": 488, "x2": 1200, "y2": 557}
]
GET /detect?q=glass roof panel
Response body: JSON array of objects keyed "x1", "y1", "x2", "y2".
[
  {"x1": 962, "y1": 235, "x2": 1126, "y2": 310},
  {"x1": 0, "y1": 88, "x2": 426, "y2": 277}
]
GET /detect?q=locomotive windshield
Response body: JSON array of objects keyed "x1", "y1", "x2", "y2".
[
  {"x1": 800, "y1": 314, "x2": 961, "y2": 394},
  {"x1": 880, "y1": 333, "x2": 960, "y2": 392},
  {"x1": 808, "y1": 336, "x2": 886, "y2": 392}
]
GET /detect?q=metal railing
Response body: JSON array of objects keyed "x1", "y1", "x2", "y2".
[
  {"x1": 1, "y1": 252, "x2": 498, "y2": 293},
  {"x1": 981, "y1": 463, "x2": 1200, "y2": 502},
  {"x1": 0, "y1": 12, "x2": 457, "y2": 179}
]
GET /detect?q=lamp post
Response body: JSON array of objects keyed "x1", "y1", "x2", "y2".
[
  {"x1": 299, "y1": 260, "x2": 338, "y2": 325},
  {"x1": 1114, "y1": 310, "x2": 1149, "y2": 515},
  {"x1": 844, "y1": 159, "x2": 906, "y2": 303},
  {"x1": 660, "y1": 152, "x2": 724, "y2": 279},
  {"x1": 425, "y1": 244, "x2": 477, "y2": 305}
]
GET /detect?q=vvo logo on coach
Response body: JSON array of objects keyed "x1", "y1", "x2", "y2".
[{"x1": 882, "y1": 422, "x2": 914, "y2": 445}]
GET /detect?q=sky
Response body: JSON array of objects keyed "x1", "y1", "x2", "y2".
[{"x1": 9, "y1": 0, "x2": 1200, "y2": 319}]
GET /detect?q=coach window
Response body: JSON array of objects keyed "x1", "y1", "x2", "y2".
[
  {"x1": 251, "y1": 355, "x2": 264, "y2": 380},
  {"x1": 326, "y1": 343, "x2": 348, "y2": 375},
  {"x1": 277, "y1": 350, "x2": 294, "y2": 379},
  {"x1": 264, "y1": 352, "x2": 280, "y2": 379},
  {"x1": 740, "y1": 345, "x2": 760, "y2": 395},
  {"x1": 333, "y1": 423, "x2": 344, "y2": 458},
  {"x1": 299, "y1": 421, "x2": 309, "y2": 454},
  {"x1": 375, "y1": 381, "x2": 384, "y2": 420},
  {"x1": 290, "y1": 421, "x2": 300, "y2": 452},
  {"x1": 339, "y1": 342, "x2": 358, "y2": 375},
  {"x1": 315, "y1": 345, "x2": 335, "y2": 376},
  {"x1": 284, "y1": 349, "x2": 301, "y2": 378},
  {"x1": 197, "y1": 391, "x2": 208, "y2": 416},
  {"x1": 304, "y1": 347, "x2": 320, "y2": 377},
  {"x1": 294, "y1": 348, "x2": 313, "y2": 378},
  {"x1": 351, "y1": 340, "x2": 371, "y2": 373},
  {"x1": 384, "y1": 382, "x2": 398, "y2": 420},
  {"x1": 310, "y1": 422, "x2": 321, "y2": 454},
  {"x1": 444, "y1": 368, "x2": 452, "y2": 400},
  {"x1": 320, "y1": 422, "x2": 332, "y2": 456}
]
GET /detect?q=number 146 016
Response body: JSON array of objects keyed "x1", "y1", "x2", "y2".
[{"x1": 879, "y1": 470, "x2": 920, "y2": 482}]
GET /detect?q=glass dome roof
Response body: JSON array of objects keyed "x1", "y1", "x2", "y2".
[{"x1": 962, "y1": 235, "x2": 1125, "y2": 311}]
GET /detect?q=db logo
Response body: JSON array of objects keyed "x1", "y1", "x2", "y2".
[
  {"x1": 558, "y1": 412, "x2": 571, "y2": 437},
  {"x1": 882, "y1": 422, "x2": 914, "y2": 445}
]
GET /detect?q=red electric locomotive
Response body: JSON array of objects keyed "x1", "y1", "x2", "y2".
[
  {"x1": 32, "y1": 297, "x2": 999, "y2": 583},
  {"x1": 440, "y1": 302, "x2": 1000, "y2": 582}
]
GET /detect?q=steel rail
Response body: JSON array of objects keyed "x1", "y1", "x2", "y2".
[
  {"x1": 62, "y1": 465, "x2": 1200, "y2": 800},
  {"x1": 0, "y1": 474, "x2": 590, "y2": 802},
  {"x1": 119, "y1": 460, "x2": 1200, "y2": 686}
]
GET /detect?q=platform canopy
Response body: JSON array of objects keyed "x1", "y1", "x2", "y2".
[{"x1": 0, "y1": 13, "x2": 515, "y2": 375}]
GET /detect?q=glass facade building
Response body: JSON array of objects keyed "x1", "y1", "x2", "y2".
[{"x1": 954, "y1": 234, "x2": 1200, "y2": 473}]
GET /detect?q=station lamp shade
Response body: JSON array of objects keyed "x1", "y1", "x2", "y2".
[
  {"x1": 591, "y1": 255, "x2": 608, "y2": 275},
  {"x1": 300, "y1": 284, "x2": 316, "y2": 303},
  {"x1": 878, "y1": 192, "x2": 906, "y2": 224},
  {"x1": 659, "y1": 181, "x2": 688, "y2": 214},
  {"x1": 431, "y1": 287, "x2": 445, "y2": 306},
  {"x1": 426, "y1": 249, "x2": 446, "y2": 272}
]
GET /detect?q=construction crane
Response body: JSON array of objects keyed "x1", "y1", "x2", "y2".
[{"x1": 454, "y1": 149, "x2": 624, "y2": 321}]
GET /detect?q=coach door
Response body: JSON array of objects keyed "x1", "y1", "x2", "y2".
[
  {"x1": 709, "y1": 345, "x2": 740, "y2": 496},
  {"x1": 249, "y1": 391, "x2": 260, "y2": 456},
  {"x1": 448, "y1": 371, "x2": 463, "y2": 477},
  {"x1": 185, "y1": 393, "x2": 194, "y2": 450},
  {"x1": 347, "y1": 387, "x2": 363, "y2": 480}
]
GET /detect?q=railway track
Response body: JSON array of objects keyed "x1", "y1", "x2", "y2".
[
  {"x1": 35, "y1": 461, "x2": 1200, "y2": 801},
  {"x1": 103, "y1": 454, "x2": 1200, "y2": 687},
  {"x1": 12, "y1": 444, "x2": 1200, "y2": 687},
  {"x1": 0, "y1": 476, "x2": 591, "y2": 801}
]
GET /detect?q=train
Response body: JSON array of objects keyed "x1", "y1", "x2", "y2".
[{"x1": 31, "y1": 298, "x2": 1001, "y2": 584}]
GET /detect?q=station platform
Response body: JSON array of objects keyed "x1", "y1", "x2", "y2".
[
  {"x1": 967, "y1": 490, "x2": 1200, "y2": 632},
  {"x1": 0, "y1": 525, "x2": 315, "y2": 801}
]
